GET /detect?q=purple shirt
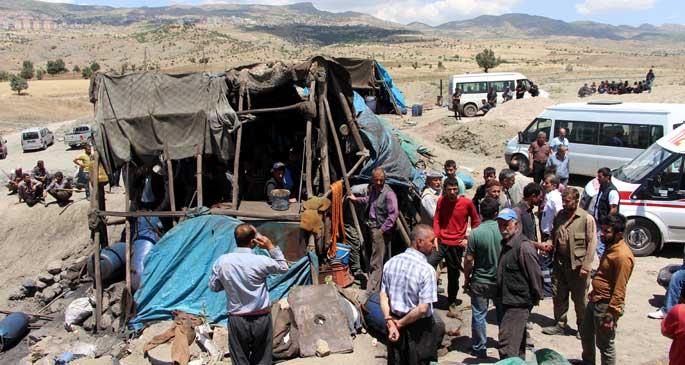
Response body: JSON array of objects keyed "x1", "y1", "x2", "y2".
[{"x1": 357, "y1": 185, "x2": 399, "y2": 233}]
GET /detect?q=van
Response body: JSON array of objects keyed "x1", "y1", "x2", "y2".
[
  {"x1": 21, "y1": 127, "x2": 54, "y2": 152},
  {"x1": 611, "y1": 124, "x2": 685, "y2": 256},
  {"x1": 448, "y1": 72, "x2": 548, "y2": 117},
  {"x1": 504, "y1": 101, "x2": 685, "y2": 176}
]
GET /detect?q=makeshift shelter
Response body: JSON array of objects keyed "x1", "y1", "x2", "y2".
[
  {"x1": 86, "y1": 55, "x2": 420, "y2": 332},
  {"x1": 336, "y1": 57, "x2": 407, "y2": 115}
]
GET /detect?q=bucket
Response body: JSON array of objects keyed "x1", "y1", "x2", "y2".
[
  {"x1": 411, "y1": 104, "x2": 423, "y2": 117},
  {"x1": 87, "y1": 242, "x2": 127, "y2": 283},
  {"x1": 364, "y1": 95, "x2": 377, "y2": 113},
  {"x1": 0, "y1": 312, "x2": 30, "y2": 351},
  {"x1": 335, "y1": 243, "x2": 351, "y2": 266},
  {"x1": 270, "y1": 189, "x2": 290, "y2": 211}
]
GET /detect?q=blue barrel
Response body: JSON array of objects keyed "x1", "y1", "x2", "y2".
[
  {"x1": 362, "y1": 292, "x2": 387, "y2": 338},
  {"x1": 131, "y1": 237, "x2": 157, "y2": 292},
  {"x1": 411, "y1": 104, "x2": 423, "y2": 117},
  {"x1": 365, "y1": 96, "x2": 377, "y2": 114},
  {"x1": 87, "y1": 242, "x2": 127, "y2": 283},
  {"x1": 0, "y1": 312, "x2": 30, "y2": 351},
  {"x1": 137, "y1": 216, "x2": 161, "y2": 241}
]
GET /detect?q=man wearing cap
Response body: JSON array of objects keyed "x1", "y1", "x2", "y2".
[
  {"x1": 350, "y1": 167, "x2": 399, "y2": 293},
  {"x1": 496, "y1": 208, "x2": 543, "y2": 359},
  {"x1": 265, "y1": 162, "x2": 286, "y2": 204},
  {"x1": 420, "y1": 170, "x2": 443, "y2": 225}
]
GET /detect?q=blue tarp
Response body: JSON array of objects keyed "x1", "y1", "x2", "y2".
[
  {"x1": 129, "y1": 215, "x2": 317, "y2": 330},
  {"x1": 375, "y1": 62, "x2": 407, "y2": 114}
]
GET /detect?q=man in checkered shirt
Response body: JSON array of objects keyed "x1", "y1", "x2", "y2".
[{"x1": 380, "y1": 224, "x2": 445, "y2": 364}]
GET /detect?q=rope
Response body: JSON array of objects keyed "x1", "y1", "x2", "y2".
[{"x1": 328, "y1": 180, "x2": 345, "y2": 258}]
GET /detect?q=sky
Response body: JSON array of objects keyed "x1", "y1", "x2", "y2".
[{"x1": 43, "y1": 0, "x2": 684, "y2": 26}]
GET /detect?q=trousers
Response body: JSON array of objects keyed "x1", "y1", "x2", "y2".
[
  {"x1": 471, "y1": 294, "x2": 503, "y2": 352},
  {"x1": 498, "y1": 306, "x2": 531, "y2": 359},
  {"x1": 368, "y1": 227, "x2": 391, "y2": 293},
  {"x1": 533, "y1": 160, "x2": 546, "y2": 184},
  {"x1": 428, "y1": 244, "x2": 465, "y2": 303},
  {"x1": 387, "y1": 315, "x2": 445, "y2": 365},
  {"x1": 228, "y1": 313, "x2": 273, "y2": 365},
  {"x1": 552, "y1": 258, "x2": 590, "y2": 330},
  {"x1": 581, "y1": 301, "x2": 616, "y2": 365}
]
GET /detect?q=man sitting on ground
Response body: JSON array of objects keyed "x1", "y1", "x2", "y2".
[
  {"x1": 17, "y1": 173, "x2": 44, "y2": 207},
  {"x1": 32, "y1": 160, "x2": 51, "y2": 186},
  {"x1": 578, "y1": 84, "x2": 592, "y2": 98},
  {"x1": 44, "y1": 171, "x2": 73, "y2": 206},
  {"x1": 5, "y1": 167, "x2": 23, "y2": 194}
]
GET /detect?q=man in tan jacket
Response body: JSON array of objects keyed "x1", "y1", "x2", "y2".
[{"x1": 542, "y1": 187, "x2": 597, "y2": 338}]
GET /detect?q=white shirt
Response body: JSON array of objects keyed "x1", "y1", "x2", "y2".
[
  {"x1": 420, "y1": 187, "x2": 440, "y2": 224},
  {"x1": 541, "y1": 189, "x2": 563, "y2": 235},
  {"x1": 550, "y1": 136, "x2": 569, "y2": 152}
]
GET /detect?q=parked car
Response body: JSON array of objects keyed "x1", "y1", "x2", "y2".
[
  {"x1": 504, "y1": 101, "x2": 685, "y2": 176},
  {"x1": 64, "y1": 125, "x2": 93, "y2": 149},
  {"x1": 0, "y1": 135, "x2": 7, "y2": 159},
  {"x1": 21, "y1": 127, "x2": 54, "y2": 152}
]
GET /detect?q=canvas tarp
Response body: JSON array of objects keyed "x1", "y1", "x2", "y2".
[
  {"x1": 89, "y1": 72, "x2": 238, "y2": 173},
  {"x1": 336, "y1": 58, "x2": 407, "y2": 115},
  {"x1": 375, "y1": 62, "x2": 407, "y2": 114},
  {"x1": 334, "y1": 58, "x2": 375, "y2": 89},
  {"x1": 128, "y1": 215, "x2": 317, "y2": 330}
]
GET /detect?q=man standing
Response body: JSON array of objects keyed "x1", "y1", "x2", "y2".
[
  {"x1": 381, "y1": 224, "x2": 445, "y2": 365},
  {"x1": 498, "y1": 169, "x2": 517, "y2": 210},
  {"x1": 487, "y1": 87, "x2": 497, "y2": 108},
  {"x1": 546, "y1": 145, "x2": 570, "y2": 185},
  {"x1": 473, "y1": 167, "x2": 496, "y2": 215},
  {"x1": 350, "y1": 167, "x2": 399, "y2": 293},
  {"x1": 463, "y1": 197, "x2": 503, "y2": 358},
  {"x1": 513, "y1": 183, "x2": 542, "y2": 243},
  {"x1": 452, "y1": 88, "x2": 462, "y2": 120},
  {"x1": 550, "y1": 128, "x2": 569, "y2": 152},
  {"x1": 421, "y1": 171, "x2": 443, "y2": 225},
  {"x1": 209, "y1": 224, "x2": 289, "y2": 365},
  {"x1": 541, "y1": 174, "x2": 563, "y2": 297},
  {"x1": 594, "y1": 167, "x2": 619, "y2": 257},
  {"x1": 431, "y1": 178, "x2": 480, "y2": 316},
  {"x1": 17, "y1": 174, "x2": 44, "y2": 207},
  {"x1": 580, "y1": 214, "x2": 634, "y2": 365},
  {"x1": 515, "y1": 81, "x2": 526, "y2": 100},
  {"x1": 44, "y1": 171, "x2": 73, "y2": 206},
  {"x1": 542, "y1": 188, "x2": 597, "y2": 338},
  {"x1": 646, "y1": 68, "x2": 655, "y2": 92},
  {"x1": 528, "y1": 132, "x2": 551, "y2": 183},
  {"x1": 496, "y1": 208, "x2": 543, "y2": 360},
  {"x1": 73, "y1": 144, "x2": 108, "y2": 200},
  {"x1": 443, "y1": 160, "x2": 466, "y2": 196}
]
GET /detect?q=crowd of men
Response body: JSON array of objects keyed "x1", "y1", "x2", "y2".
[{"x1": 578, "y1": 68, "x2": 655, "y2": 97}]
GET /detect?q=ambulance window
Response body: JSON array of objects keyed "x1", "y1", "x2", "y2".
[{"x1": 649, "y1": 156, "x2": 684, "y2": 199}]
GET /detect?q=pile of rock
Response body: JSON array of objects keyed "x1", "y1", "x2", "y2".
[
  {"x1": 10, "y1": 256, "x2": 86, "y2": 307},
  {"x1": 73, "y1": 282, "x2": 127, "y2": 333}
]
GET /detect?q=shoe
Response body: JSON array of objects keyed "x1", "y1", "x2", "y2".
[
  {"x1": 576, "y1": 332, "x2": 582, "y2": 340},
  {"x1": 526, "y1": 321, "x2": 533, "y2": 330},
  {"x1": 447, "y1": 303, "x2": 461, "y2": 319},
  {"x1": 541, "y1": 324, "x2": 566, "y2": 336},
  {"x1": 648, "y1": 309, "x2": 666, "y2": 319},
  {"x1": 470, "y1": 349, "x2": 487, "y2": 359}
]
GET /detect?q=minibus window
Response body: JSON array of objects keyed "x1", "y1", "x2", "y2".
[
  {"x1": 599, "y1": 123, "x2": 658, "y2": 149},
  {"x1": 523, "y1": 118, "x2": 552, "y2": 143},
  {"x1": 459, "y1": 82, "x2": 488, "y2": 94},
  {"x1": 557, "y1": 120, "x2": 598, "y2": 145}
]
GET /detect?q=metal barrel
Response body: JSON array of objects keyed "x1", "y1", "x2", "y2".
[{"x1": 0, "y1": 312, "x2": 30, "y2": 351}]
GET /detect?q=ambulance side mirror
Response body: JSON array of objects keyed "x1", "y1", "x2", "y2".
[{"x1": 518, "y1": 131, "x2": 524, "y2": 144}]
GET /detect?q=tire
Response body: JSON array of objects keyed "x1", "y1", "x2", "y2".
[
  {"x1": 511, "y1": 154, "x2": 530, "y2": 176},
  {"x1": 625, "y1": 218, "x2": 659, "y2": 257},
  {"x1": 42, "y1": 142, "x2": 47, "y2": 150},
  {"x1": 462, "y1": 103, "x2": 478, "y2": 117}
]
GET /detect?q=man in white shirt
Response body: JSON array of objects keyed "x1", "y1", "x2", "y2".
[
  {"x1": 550, "y1": 128, "x2": 570, "y2": 152},
  {"x1": 541, "y1": 174, "x2": 563, "y2": 297},
  {"x1": 420, "y1": 171, "x2": 443, "y2": 224}
]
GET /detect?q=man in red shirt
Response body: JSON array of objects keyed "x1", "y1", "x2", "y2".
[
  {"x1": 431, "y1": 177, "x2": 480, "y2": 317},
  {"x1": 662, "y1": 293, "x2": 685, "y2": 365}
]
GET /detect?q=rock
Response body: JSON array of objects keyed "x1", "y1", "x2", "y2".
[
  {"x1": 59, "y1": 279, "x2": 74, "y2": 290},
  {"x1": 100, "y1": 312, "x2": 113, "y2": 331},
  {"x1": 315, "y1": 339, "x2": 330, "y2": 357},
  {"x1": 101, "y1": 292, "x2": 110, "y2": 312},
  {"x1": 82, "y1": 316, "x2": 94, "y2": 331},
  {"x1": 53, "y1": 273, "x2": 61, "y2": 283},
  {"x1": 37, "y1": 273, "x2": 54, "y2": 285},
  {"x1": 34, "y1": 291, "x2": 45, "y2": 302},
  {"x1": 213, "y1": 326, "x2": 229, "y2": 357},
  {"x1": 111, "y1": 302, "x2": 122, "y2": 317},
  {"x1": 147, "y1": 343, "x2": 173, "y2": 365},
  {"x1": 22, "y1": 278, "x2": 37, "y2": 289},
  {"x1": 71, "y1": 355, "x2": 114, "y2": 365},
  {"x1": 49, "y1": 300, "x2": 65, "y2": 313},
  {"x1": 63, "y1": 270, "x2": 81, "y2": 282},
  {"x1": 95, "y1": 335, "x2": 120, "y2": 357},
  {"x1": 28, "y1": 328, "x2": 51, "y2": 343},
  {"x1": 41, "y1": 288, "x2": 58, "y2": 303},
  {"x1": 47, "y1": 260, "x2": 63, "y2": 275},
  {"x1": 9, "y1": 291, "x2": 26, "y2": 301},
  {"x1": 35, "y1": 280, "x2": 48, "y2": 290}
]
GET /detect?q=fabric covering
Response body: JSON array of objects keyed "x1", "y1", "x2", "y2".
[
  {"x1": 129, "y1": 215, "x2": 317, "y2": 330},
  {"x1": 375, "y1": 61, "x2": 407, "y2": 113},
  {"x1": 335, "y1": 58, "x2": 376, "y2": 89},
  {"x1": 90, "y1": 72, "x2": 238, "y2": 173},
  {"x1": 337, "y1": 57, "x2": 407, "y2": 114}
]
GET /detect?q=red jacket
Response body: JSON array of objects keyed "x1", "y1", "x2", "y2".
[
  {"x1": 433, "y1": 195, "x2": 480, "y2": 246},
  {"x1": 663, "y1": 304, "x2": 685, "y2": 365}
]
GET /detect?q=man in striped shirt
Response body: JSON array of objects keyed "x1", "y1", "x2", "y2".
[{"x1": 381, "y1": 224, "x2": 445, "y2": 364}]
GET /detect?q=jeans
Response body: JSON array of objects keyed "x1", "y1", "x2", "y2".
[
  {"x1": 596, "y1": 231, "x2": 605, "y2": 258},
  {"x1": 471, "y1": 294, "x2": 503, "y2": 352},
  {"x1": 663, "y1": 269, "x2": 685, "y2": 312}
]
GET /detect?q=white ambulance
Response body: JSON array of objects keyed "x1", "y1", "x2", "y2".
[{"x1": 612, "y1": 124, "x2": 685, "y2": 256}]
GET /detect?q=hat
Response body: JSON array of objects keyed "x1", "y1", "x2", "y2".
[
  {"x1": 496, "y1": 208, "x2": 518, "y2": 221},
  {"x1": 271, "y1": 162, "x2": 286, "y2": 172},
  {"x1": 426, "y1": 170, "x2": 442, "y2": 179}
]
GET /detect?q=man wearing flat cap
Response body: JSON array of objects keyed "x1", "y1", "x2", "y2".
[
  {"x1": 420, "y1": 170, "x2": 443, "y2": 225},
  {"x1": 265, "y1": 162, "x2": 286, "y2": 204}
]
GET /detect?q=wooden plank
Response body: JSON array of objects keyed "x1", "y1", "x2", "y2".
[
  {"x1": 164, "y1": 145, "x2": 176, "y2": 226},
  {"x1": 304, "y1": 119, "x2": 313, "y2": 198},
  {"x1": 195, "y1": 145, "x2": 203, "y2": 208},
  {"x1": 231, "y1": 125, "x2": 243, "y2": 210},
  {"x1": 90, "y1": 150, "x2": 102, "y2": 333},
  {"x1": 123, "y1": 163, "x2": 132, "y2": 322}
]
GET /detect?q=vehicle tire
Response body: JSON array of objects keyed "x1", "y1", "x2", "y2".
[
  {"x1": 511, "y1": 154, "x2": 530, "y2": 176},
  {"x1": 42, "y1": 142, "x2": 47, "y2": 150},
  {"x1": 462, "y1": 103, "x2": 478, "y2": 117},
  {"x1": 625, "y1": 218, "x2": 659, "y2": 257}
]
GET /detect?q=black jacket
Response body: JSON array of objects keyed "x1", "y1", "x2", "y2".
[{"x1": 497, "y1": 233, "x2": 543, "y2": 307}]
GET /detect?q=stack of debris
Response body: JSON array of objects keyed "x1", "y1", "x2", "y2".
[
  {"x1": 65, "y1": 282, "x2": 126, "y2": 333},
  {"x1": 10, "y1": 255, "x2": 87, "y2": 307}
]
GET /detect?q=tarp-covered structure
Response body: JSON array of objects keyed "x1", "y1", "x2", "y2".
[
  {"x1": 336, "y1": 57, "x2": 407, "y2": 115},
  {"x1": 129, "y1": 215, "x2": 317, "y2": 330}
]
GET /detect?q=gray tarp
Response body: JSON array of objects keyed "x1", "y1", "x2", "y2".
[{"x1": 90, "y1": 72, "x2": 238, "y2": 173}]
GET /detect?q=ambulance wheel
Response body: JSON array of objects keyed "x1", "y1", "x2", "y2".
[{"x1": 625, "y1": 218, "x2": 659, "y2": 257}]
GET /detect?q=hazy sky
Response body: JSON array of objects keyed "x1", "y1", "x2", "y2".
[{"x1": 45, "y1": 0, "x2": 684, "y2": 26}]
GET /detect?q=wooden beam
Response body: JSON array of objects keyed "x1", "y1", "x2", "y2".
[
  {"x1": 195, "y1": 145, "x2": 203, "y2": 208},
  {"x1": 231, "y1": 125, "x2": 243, "y2": 210},
  {"x1": 164, "y1": 145, "x2": 176, "y2": 226},
  {"x1": 98, "y1": 208, "x2": 301, "y2": 221},
  {"x1": 329, "y1": 74, "x2": 366, "y2": 154},
  {"x1": 304, "y1": 119, "x2": 313, "y2": 198},
  {"x1": 235, "y1": 103, "x2": 303, "y2": 115},
  {"x1": 123, "y1": 163, "x2": 132, "y2": 317},
  {"x1": 323, "y1": 154, "x2": 368, "y2": 199},
  {"x1": 90, "y1": 150, "x2": 102, "y2": 334},
  {"x1": 318, "y1": 79, "x2": 331, "y2": 193},
  {"x1": 398, "y1": 214, "x2": 412, "y2": 247}
]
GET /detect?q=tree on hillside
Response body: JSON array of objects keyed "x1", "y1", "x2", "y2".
[
  {"x1": 0, "y1": 70, "x2": 9, "y2": 82},
  {"x1": 36, "y1": 69, "x2": 45, "y2": 80},
  {"x1": 10, "y1": 75, "x2": 28, "y2": 95},
  {"x1": 20, "y1": 60, "x2": 34, "y2": 80},
  {"x1": 46, "y1": 59, "x2": 67, "y2": 75},
  {"x1": 475, "y1": 48, "x2": 501, "y2": 73},
  {"x1": 73, "y1": 65, "x2": 81, "y2": 73},
  {"x1": 90, "y1": 61, "x2": 100, "y2": 73},
  {"x1": 82, "y1": 66, "x2": 93, "y2": 79}
]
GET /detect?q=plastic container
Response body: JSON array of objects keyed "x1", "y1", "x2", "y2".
[
  {"x1": 364, "y1": 96, "x2": 377, "y2": 114},
  {"x1": 335, "y1": 243, "x2": 351, "y2": 266},
  {"x1": 87, "y1": 242, "x2": 127, "y2": 283},
  {"x1": 318, "y1": 263, "x2": 353, "y2": 287},
  {"x1": 411, "y1": 104, "x2": 423, "y2": 117},
  {"x1": 270, "y1": 189, "x2": 291, "y2": 211},
  {"x1": 131, "y1": 237, "x2": 156, "y2": 291},
  {"x1": 0, "y1": 312, "x2": 30, "y2": 351}
]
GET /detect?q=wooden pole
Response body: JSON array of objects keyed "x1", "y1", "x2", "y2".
[
  {"x1": 323, "y1": 98, "x2": 351, "y2": 192},
  {"x1": 90, "y1": 150, "x2": 102, "y2": 333},
  {"x1": 164, "y1": 145, "x2": 176, "y2": 226},
  {"x1": 195, "y1": 145, "x2": 203, "y2": 208},
  {"x1": 318, "y1": 80, "x2": 331, "y2": 193},
  {"x1": 235, "y1": 102, "x2": 304, "y2": 115},
  {"x1": 329, "y1": 74, "x2": 366, "y2": 153},
  {"x1": 304, "y1": 119, "x2": 313, "y2": 198},
  {"x1": 98, "y1": 208, "x2": 301, "y2": 221},
  {"x1": 323, "y1": 154, "x2": 368, "y2": 199},
  {"x1": 124, "y1": 163, "x2": 132, "y2": 313},
  {"x1": 231, "y1": 125, "x2": 242, "y2": 209},
  {"x1": 398, "y1": 214, "x2": 412, "y2": 247}
]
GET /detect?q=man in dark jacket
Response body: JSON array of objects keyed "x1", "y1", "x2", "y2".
[
  {"x1": 593, "y1": 167, "x2": 619, "y2": 257},
  {"x1": 496, "y1": 208, "x2": 544, "y2": 360},
  {"x1": 452, "y1": 88, "x2": 462, "y2": 120}
]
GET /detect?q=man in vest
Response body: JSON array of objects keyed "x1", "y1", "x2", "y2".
[
  {"x1": 496, "y1": 208, "x2": 543, "y2": 359},
  {"x1": 350, "y1": 167, "x2": 399, "y2": 293},
  {"x1": 594, "y1": 167, "x2": 619, "y2": 257},
  {"x1": 542, "y1": 188, "x2": 597, "y2": 338}
]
